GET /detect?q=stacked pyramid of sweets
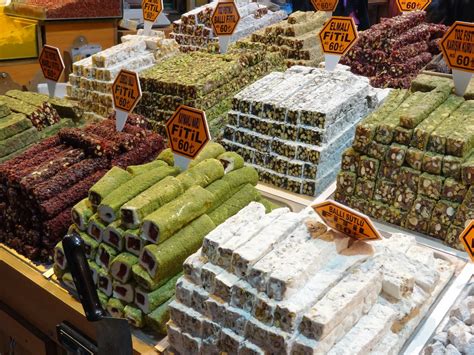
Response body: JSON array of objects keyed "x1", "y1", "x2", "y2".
[
  {"x1": 67, "y1": 30, "x2": 179, "y2": 120},
  {"x1": 341, "y1": 11, "x2": 448, "y2": 89},
  {"x1": 335, "y1": 75, "x2": 474, "y2": 250},
  {"x1": 166, "y1": 203, "x2": 454, "y2": 354},
  {"x1": 170, "y1": 0, "x2": 286, "y2": 53},
  {"x1": 134, "y1": 47, "x2": 285, "y2": 138},
  {"x1": 237, "y1": 11, "x2": 327, "y2": 68},
  {"x1": 221, "y1": 66, "x2": 389, "y2": 196},
  {"x1": 0, "y1": 118, "x2": 164, "y2": 262},
  {"x1": 54, "y1": 143, "x2": 273, "y2": 334},
  {"x1": 0, "y1": 89, "x2": 83, "y2": 163}
]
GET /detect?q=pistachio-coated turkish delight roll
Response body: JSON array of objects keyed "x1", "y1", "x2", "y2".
[
  {"x1": 103, "y1": 220, "x2": 125, "y2": 251},
  {"x1": 87, "y1": 214, "x2": 106, "y2": 242},
  {"x1": 62, "y1": 273, "x2": 76, "y2": 291},
  {"x1": 176, "y1": 159, "x2": 225, "y2": 190},
  {"x1": 88, "y1": 167, "x2": 133, "y2": 207},
  {"x1": 96, "y1": 243, "x2": 118, "y2": 270},
  {"x1": 54, "y1": 241, "x2": 67, "y2": 270},
  {"x1": 121, "y1": 176, "x2": 185, "y2": 230},
  {"x1": 112, "y1": 281, "x2": 135, "y2": 303},
  {"x1": 140, "y1": 215, "x2": 215, "y2": 282},
  {"x1": 97, "y1": 290, "x2": 109, "y2": 310},
  {"x1": 157, "y1": 148, "x2": 174, "y2": 166},
  {"x1": 141, "y1": 185, "x2": 214, "y2": 244},
  {"x1": 205, "y1": 180, "x2": 234, "y2": 213},
  {"x1": 88, "y1": 260, "x2": 100, "y2": 285},
  {"x1": 135, "y1": 273, "x2": 182, "y2": 314},
  {"x1": 132, "y1": 264, "x2": 170, "y2": 291},
  {"x1": 124, "y1": 306, "x2": 144, "y2": 328},
  {"x1": 145, "y1": 298, "x2": 173, "y2": 335},
  {"x1": 98, "y1": 267, "x2": 113, "y2": 296},
  {"x1": 208, "y1": 184, "x2": 260, "y2": 226},
  {"x1": 126, "y1": 160, "x2": 169, "y2": 176},
  {"x1": 124, "y1": 230, "x2": 145, "y2": 257},
  {"x1": 71, "y1": 198, "x2": 94, "y2": 231},
  {"x1": 106, "y1": 298, "x2": 126, "y2": 318},
  {"x1": 80, "y1": 232, "x2": 99, "y2": 260},
  {"x1": 221, "y1": 166, "x2": 259, "y2": 189},
  {"x1": 110, "y1": 252, "x2": 139, "y2": 283},
  {"x1": 188, "y1": 142, "x2": 226, "y2": 169},
  {"x1": 98, "y1": 166, "x2": 180, "y2": 223},
  {"x1": 217, "y1": 152, "x2": 245, "y2": 173}
]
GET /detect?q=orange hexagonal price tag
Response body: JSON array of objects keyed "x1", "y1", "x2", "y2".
[
  {"x1": 39, "y1": 45, "x2": 64, "y2": 82},
  {"x1": 211, "y1": 0, "x2": 240, "y2": 36},
  {"x1": 312, "y1": 200, "x2": 382, "y2": 241},
  {"x1": 440, "y1": 21, "x2": 474, "y2": 96},
  {"x1": 142, "y1": 0, "x2": 162, "y2": 22},
  {"x1": 311, "y1": 0, "x2": 339, "y2": 12},
  {"x1": 112, "y1": 69, "x2": 142, "y2": 131},
  {"x1": 460, "y1": 220, "x2": 474, "y2": 262},
  {"x1": 396, "y1": 0, "x2": 431, "y2": 12},
  {"x1": 166, "y1": 105, "x2": 210, "y2": 164}
]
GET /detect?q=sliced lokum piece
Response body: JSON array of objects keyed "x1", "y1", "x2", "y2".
[
  {"x1": 124, "y1": 229, "x2": 144, "y2": 257},
  {"x1": 385, "y1": 144, "x2": 407, "y2": 167},
  {"x1": 442, "y1": 155, "x2": 463, "y2": 180},
  {"x1": 422, "y1": 152, "x2": 444, "y2": 175},
  {"x1": 110, "y1": 252, "x2": 138, "y2": 283},
  {"x1": 358, "y1": 156, "x2": 380, "y2": 180},
  {"x1": 71, "y1": 198, "x2": 94, "y2": 231},
  {"x1": 98, "y1": 268, "x2": 113, "y2": 296},
  {"x1": 124, "y1": 305, "x2": 144, "y2": 328},
  {"x1": 106, "y1": 298, "x2": 126, "y2": 318},
  {"x1": 54, "y1": 241, "x2": 67, "y2": 271},
  {"x1": 418, "y1": 173, "x2": 444, "y2": 200},
  {"x1": 80, "y1": 232, "x2": 99, "y2": 259},
  {"x1": 405, "y1": 147, "x2": 424, "y2": 171},
  {"x1": 145, "y1": 298, "x2": 173, "y2": 335},
  {"x1": 103, "y1": 220, "x2": 125, "y2": 251},
  {"x1": 96, "y1": 243, "x2": 118, "y2": 270},
  {"x1": 136, "y1": 273, "x2": 181, "y2": 314},
  {"x1": 112, "y1": 281, "x2": 135, "y2": 303},
  {"x1": 87, "y1": 214, "x2": 106, "y2": 242}
]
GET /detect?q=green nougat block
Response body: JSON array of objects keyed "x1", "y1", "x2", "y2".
[
  {"x1": 367, "y1": 141, "x2": 389, "y2": 161},
  {"x1": 422, "y1": 152, "x2": 444, "y2": 175},
  {"x1": 337, "y1": 172, "x2": 356, "y2": 196},
  {"x1": 445, "y1": 101, "x2": 474, "y2": 157},
  {"x1": 124, "y1": 305, "x2": 144, "y2": 328},
  {"x1": 145, "y1": 299, "x2": 173, "y2": 335},
  {"x1": 208, "y1": 184, "x2": 260, "y2": 226},
  {"x1": 135, "y1": 273, "x2": 182, "y2": 314},
  {"x1": 453, "y1": 204, "x2": 474, "y2": 227},
  {"x1": 461, "y1": 151, "x2": 474, "y2": 185},
  {"x1": 88, "y1": 260, "x2": 101, "y2": 285},
  {"x1": 221, "y1": 166, "x2": 259, "y2": 189},
  {"x1": 445, "y1": 225, "x2": 464, "y2": 250},
  {"x1": 141, "y1": 185, "x2": 214, "y2": 244},
  {"x1": 0, "y1": 127, "x2": 40, "y2": 158},
  {"x1": 89, "y1": 167, "x2": 133, "y2": 207},
  {"x1": 126, "y1": 160, "x2": 169, "y2": 176},
  {"x1": 418, "y1": 173, "x2": 444, "y2": 200},
  {"x1": 405, "y1": 148, "x2": 424, "y2": 171},
  {"x1": 411, "y1": 95, "x2": 465, "y2": 150},
  {"x1": 120, "y1": 176, "x2": 185, "y2": 230},
  {"x1": 106, "y1": 298, "x2": 126, "y2": 318},
  {"x1": 410, "y1": 74, "x2": 453, "y2": 92},
  {"x1": 87, "y1": 214, "x2": 106, "y2": 242},
  {"x1": 442, "y1": 155, "x2": 464, "y2": 180},
  {"x1": 399, "y1": 84, "x2": 452, "y2": 129},
  {"x1": 140, "y1": 214, "x2": 215, "y2": 282},
  {"x1": 385, "y1": 144, "x2": 407, "y2": 167},
  {"x1": 124, "y1": 230, "x2": 145, "y2": 257},
  {"x1": 62, "y1": 273, "x2": 76, "y2": 291},
  {"x1": 357, "y1": 156, "x2": 380, "y2": 180},
  {"x1": 103, "y1": 220, "x2": 125, "y2": 251},
  {"x1": 112, "y1": 281, "x2": 135, "y2": 303},
  {"x1": 98, "y1": 166, "x2": 180, "y2": 224},
  {"x1": 176, "y1": 158, "x2": 225, "y2": 190},
  {"x1": 79, "y1": 232, "x2": 99, "y2": 260},
  {"x1": 441, "y1": 178, "x2": 468, "y2": 203},
  {"x1": 188, "y1": 142, "x2": 226, "y2": 168},
  {"x1": 132, "y1": 264, "x2": 170, "y2": 291},
  {"x1": 0, "y1": 113, "x2": 32, "y2": 140},
  {"x1": 98, "y1": 267, "x2": 113, "y2": 296},
  {"x1": 96, "y1": 243, "x2": 119, "y2": 270},
  {"x1": 54, "y1": 241, "x2": 67, "y2": 270},
  {"x1": 341, "y1": 147, "x2": 360, "y2": 173},
  {"x1": 393, "y1": 126, "x2": 413, "y2": 146},
  {"x1": 463, "y1": 186, "x2": 474, "y2": 209},
  {"x1": 217, "y1": 151, "x2": 245, "y2": 173},
  {"x1": 157, "y1": 148, "x2": 174, "y2": 166},
  {"x1": 97, "y1": 290, "x2": 109, "y2": 309},
  {"x1": 0, "y1": 101, "x2": 11, "y2": 117},
  {"x1": 431, "y1": 200, "x2": 459, "y2": 226},
  {"x1": 205, "y1": 179, "x2": 234, "y2": 213},
  {"x1": 71, "y1": 198, "x2": 94, "y2": 231},
  {"x1": 110, "y1": 252, "x2": 139, "y2": 283},
  {"x1": 354, "y1": 178, "x2": 376, "y2": 200},
  {"x1": 53, "y1": 264, "x2": 66, "y2": 279}
]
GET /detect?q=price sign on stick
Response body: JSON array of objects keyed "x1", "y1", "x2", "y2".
[
  {"x1": 211, "y1": 0, "x2": 241, "y2": 54},
  {"x1": 312, "y1": 200, "x2": 382, "y2": 241},
  {"x1": 440, "y1": 21, "x2": 474, "y2": 96},
  {"x1": 166, "y1": 105, "x2": 210, "y2": 170},
  {"x1": 112, "y1": 69, "x2": 142, "y2": 132},
  {"x1": 396, "y1": 0, "x2": 431, "y2": 12},
  {"x1": 39, "y1": 45, "x2": 65, "y2": 98},
  {"x1": 460, "y1": 220, "x2": 474, "y2": 262},
  {"x1": 319, "y1": 16, "x2": 358, "y2": 71},
  {"x1": 142, "y1": 0, "x2": 163, "y2": 35},
  {"x1": 311, "y1": 0, "x2": 339, "y2": 12}
]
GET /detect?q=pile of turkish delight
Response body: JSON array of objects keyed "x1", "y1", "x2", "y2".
[
  {"x1": 166, "y1": 202, "x2": 454, "y2": 354},
  {"x1": 67, "y1": 30, "x2": 179, "y2": 119},
  {"x1": 239, "y1": 11, "x2": 327, "y2": 68},
  {"x1": 170, "y1": 0, "x2": 286, "y2": 53},
  {"x1": 423, "y1": 284, "x2": 474, "y2": 355},
  {"x1": 335, "y1": 75, "x2": 474, "y2": 250},
  {"x1": 341, "y1": 11, "x2": 448, "y2": 89},
  {"x1": 0, "y1": 90, "x2": 83, "y2": 163},
  {"x1": 6, "y1": 0, "x2": 122, "y2": 19},
  {"x1": 134, "y1": 47, "x2": 284, "y2": 138},
  {"x1": 221, "y1": 66, "x2": 387, "y2": 196},
  {"x1": 53, "y1": 143, "x2": 273, "y2": 335},
  {"x1": 0, "y1": 118, "x2": 164, "y2": 262}
]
